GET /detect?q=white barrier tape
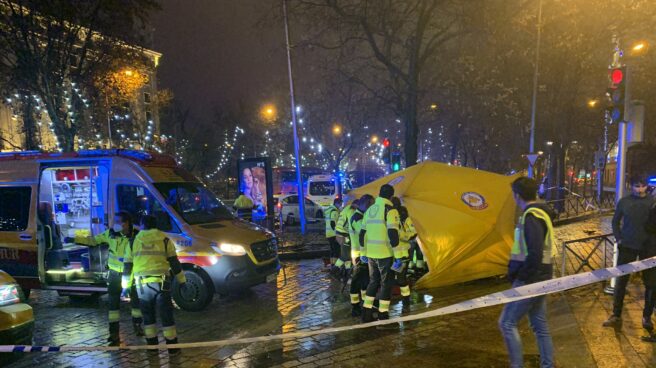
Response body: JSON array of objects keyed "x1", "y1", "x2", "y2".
[{"x1": 3, "y1": 256, "x2": 656, "y2": 353}]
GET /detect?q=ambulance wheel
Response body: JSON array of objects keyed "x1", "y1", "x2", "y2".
[{"x1": 172, "y1": 268, "x2": 214, "y2": 312}]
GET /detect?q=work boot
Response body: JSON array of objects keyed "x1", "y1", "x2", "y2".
[
  {"x1": 377, "y1": 312, "x2": 389, "y2": 321},
  {"x1": 361, "y1": 307, "x2": 374, "y2": 323},
  {"x1": 402, "y1": 296, "x2": 411, "y2": 313},
  {"x1": 602, "y1": 314, "x2": 622, "y2": 327},
  {"x1": 166, "y1": 338, "x2": 180, "y2": 355},
  {"x1": 145, "y1": 337, "x2": 159, "y2": 354},
  {"x1": 133, "y1": 320, "x2": 145, "y2": 337},
  {"x1": 643, "y1": 317, "x2": 654, "y2": 332},
  {"x1": 351, "y1": 303, "x2": 362, "y2": 317},
  {"x1": 107, "y1": 322, "x2": 120, "y2": 346}
]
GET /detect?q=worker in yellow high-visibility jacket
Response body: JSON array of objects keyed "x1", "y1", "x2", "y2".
[
  {"x1": 392, "y1": 205, "x2": 417, "y2": 313},
  {"x1": 325, "y1": 198, "x2": 342, "y2": 270},
  {"x1": 348, "y1": 194, "x2": 374, "y2": 317},
  {"x1": 68, "y1": 211, "x2": 143, "y2": 346},
  {"x1": 359, "y1": 184, "x2": 400, "y2": 322},
  {"x1": 122, "y1": 215, "x2": 186, "y2": 355}
]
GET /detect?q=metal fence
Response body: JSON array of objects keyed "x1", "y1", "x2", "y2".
[
  {"x1": 545, "y1": 192, "x2": 615, "y2": 223},
  {"x1": 557, "y1": 233, "x2": 616, "y2": 277}
]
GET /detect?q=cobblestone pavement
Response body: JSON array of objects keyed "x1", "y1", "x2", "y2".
[{"x1": 5, "y1": 215, "x2": 656, "y2": 367}]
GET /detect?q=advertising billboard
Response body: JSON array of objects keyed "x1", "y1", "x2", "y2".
[{"x1": 238, "y1": 157, "x2": 273, "y2": 221}]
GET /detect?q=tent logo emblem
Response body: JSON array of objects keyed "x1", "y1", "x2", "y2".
[{"x1": 461, "y1": 192, "x2": 488, "y2": 210}]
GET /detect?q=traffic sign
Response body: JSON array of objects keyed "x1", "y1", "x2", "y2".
[{"x1": 526, "y1": 153, "x2": 540, "y2": 166}]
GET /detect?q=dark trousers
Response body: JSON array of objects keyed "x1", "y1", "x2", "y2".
[
  {"x1": 137, "y1": 280, "x2": 176, "y2": 340},
  {"x1": 409, "y1": 240, "x2": 424, "y2": 264},
  {"x1": 350, "y1": 261, "x2": 370, "y2": 301},
  {"x1": 394, "y1": 258, "x2": 410, "y2": 294},
  {"x1": 366, "y1": 257, "x2": 394, "y2": 301},
  {"x1": 612, "y1": 247, "x2": 656, "y2": 318},
  {"x1": 339, "y1": 242, "x2": 351, "y2": 263},
  {"x1": 108, "y1": 270, "x2": 141, "y2": 325},
  {"x1": 328, "y1": 237, "x2": 340, "y2": 259}
]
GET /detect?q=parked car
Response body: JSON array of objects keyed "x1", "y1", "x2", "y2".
[
  {"x1": 273, "y1": 194, "x2": 322, "y2": 225},
  {"x1": 0, "y1": 270, "x2": 33, "y2": 361}
]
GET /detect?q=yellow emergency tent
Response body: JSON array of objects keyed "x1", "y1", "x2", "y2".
[{"x1": 347, "y1": 161, "x2": 518, "y2": 289}]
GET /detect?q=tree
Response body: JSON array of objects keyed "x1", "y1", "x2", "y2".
[
  {"x1": 0, "y1": 0, "x2": 159, "y2": 151},
  {"x1": 290, "y1": 0, "x2": 473, "y2": 166}
]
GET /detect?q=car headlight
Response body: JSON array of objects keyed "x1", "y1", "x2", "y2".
[
  {"x1": 0, "y1": 283, "x2": 20, "y2": 306},
  {"x1": 211, "y1": 242, "x2": 247, "y2": 256}
]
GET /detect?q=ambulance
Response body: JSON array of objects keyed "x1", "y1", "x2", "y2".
[{"x1": 0, "y1": 149, "x2": 279, "y2": 311}]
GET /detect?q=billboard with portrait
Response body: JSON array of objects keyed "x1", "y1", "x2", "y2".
[{"x1": 237, "y1": 157, "x2": 273, "y2": 220}]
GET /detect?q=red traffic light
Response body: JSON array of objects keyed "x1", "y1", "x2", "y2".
[
  {"x1": 611, "y1": 68, "x2": 624, "y2": 85},
  {"x1": 382, "y1": 138, "x2": 390, "y2": 148}
]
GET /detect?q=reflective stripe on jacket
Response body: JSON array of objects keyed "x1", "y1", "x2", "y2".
[
  {"x1": 124, "y1": 229, "x2": 177, "y2": 285},
  {"x1": 395, "y1": 217, "x2": 417, "y2": 259},
  {"x1": 324, "y1": 205, "x2": 339, "y2": 237},
  {"x1": 362, "y1": 197, "x2": 400, "y2": 259},
  {"x1": 510, "y1": 207, "x2": 554, "y2": 264}
]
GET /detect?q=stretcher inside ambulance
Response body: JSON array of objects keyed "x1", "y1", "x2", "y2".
[{"x1": 0, "y1": 150, "x2": 279, "y2": 311}]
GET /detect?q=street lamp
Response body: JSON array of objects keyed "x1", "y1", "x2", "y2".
[
  {"x1": 528, "y1": 0, "x2": 543, "y2": 178},
  {"x1": 332, "y1": 124, "x2": 342, "y2": 136},
  {"x1": 260, "y1": 104, "x2": 277, "y2": 122},
  {"x1": 587, "y1": 99, "x2": 599, "y2": 108},
  {"x1": 370, "y1": 135, "x2": 379, "y2": 144}
]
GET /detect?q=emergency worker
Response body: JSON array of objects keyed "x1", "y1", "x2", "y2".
[
  {"x1": 69, "y1": 211, "x2": 142, "y2": 346},
  {"x1": 498, "y1": 177, "x2": 554, "y2": 367},
  {"x1": 233, "y1": 191, "x2": 254, "y2": 221},
  {"x1": 393, "y1": 205, "x2": 417, "y2": 313},
  {"x1": 359, "y1": 184, "x2": 400, "y2": 322},
  {"x1": 349, "y1": 195, "x2": 374, "y2": 317},
  {"x1": 335, "y1": 200, "x2": 357, "y2": 279},
  {"x1": 122, "y1": 215, "x2": 186, "y2": 355},
  {"x1": 325, "y1": 198, "x2": 342, "y2": 270}
]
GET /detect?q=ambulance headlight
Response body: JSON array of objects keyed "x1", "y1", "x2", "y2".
[{"x1": 211, "y1": 242, "x2": 247, "y2": 256}]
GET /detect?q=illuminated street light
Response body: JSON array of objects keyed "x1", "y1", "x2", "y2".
[
  {"x1": 260, "y1": 104, "x2": 277, "y2": 122},
  {"x1": 370, "y1": 135, "x2": 379, "y2": 144},
  {"x1": 332, "y1": 124, "x2": 342, "y2": 136},
  {"x1": 430, "y1": 103, "x2": 438, "y2": 110},
  {"x1": 631, "y1": 41, "x2": 647, "y2": 53},
  {"x1": 123, "y1": 69, "x2": 134, "y2": 76},
  {"x1": 587, "y1": 99, "x2": 598, "y2": 108}
]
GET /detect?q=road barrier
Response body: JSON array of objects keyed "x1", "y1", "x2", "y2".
[{"x1": 2, "y1": 256, "x2": 655, "y2": 353}]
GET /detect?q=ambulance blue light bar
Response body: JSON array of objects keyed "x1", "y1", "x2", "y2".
[
  {"x1": 0, "y1": 150, "x2": 41, "y2": 158},
  {"x1": 77, "y1": 149, "x2": 153, "y2": 161}
]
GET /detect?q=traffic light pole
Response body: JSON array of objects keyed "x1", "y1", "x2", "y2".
[{"x1": 614, "y1": 62, "x2": 630, "y2": 203}]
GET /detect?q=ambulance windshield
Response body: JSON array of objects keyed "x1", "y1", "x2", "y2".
[{"x1": 154, "y1": 182, "x2": 234, "y2": 225}]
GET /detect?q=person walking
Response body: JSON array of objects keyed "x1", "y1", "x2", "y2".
[
  {"x1": 359, "y1": 184, "x2": 400, "y2": 322},
  {"x1": 122, "y1": 215, "x2": 186, "y2": 355},
  {"x1": 393, "y1": 205, "x2": 417, "y2": 313},
  {"x1": 348, "y1": 195, "x2": 374, "y2": 317},
  {"x1": 69, "y1": 211, "x2": 143, "y2": 346},
  {"x1": 603, "y1": 175, "x2": 656, "y2": 332},
  {"x1": 325, "y1": 198, "x2": 342, "y2": 271},
  {"x1": 499, "y1": 177, "x2": 554, "y2": 368}
]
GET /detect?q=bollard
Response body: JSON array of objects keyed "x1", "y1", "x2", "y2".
[{"x1": 603, "y1": 241, "x2": 619, "y2": 295}]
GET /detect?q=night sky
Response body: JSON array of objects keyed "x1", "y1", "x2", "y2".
[{"x1": 152, "y1": 0, "x2": 287, "y2": 124}]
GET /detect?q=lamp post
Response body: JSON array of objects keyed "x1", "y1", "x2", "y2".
[
  {"x1": 528, "y1": 0, "x2": 543, "y2": 178},
  {"x1": 282, "y1": 0, "x2": 306, "y2": 234}
]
